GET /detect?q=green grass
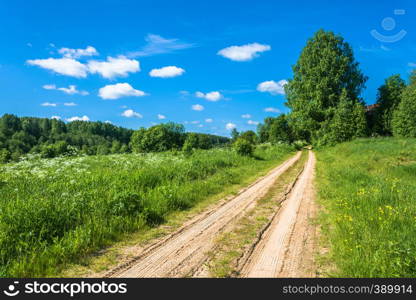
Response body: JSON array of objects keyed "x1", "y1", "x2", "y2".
[
  {"x1": 0, "y1": 144, "x2": 294, "y2": 277},
  {"x1": 316, "y1": 137, "x2": 416, "y2": 277}
]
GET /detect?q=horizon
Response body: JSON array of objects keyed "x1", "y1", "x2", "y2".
[{"x1": 1, "y1": 0, "x2": 415, "y2": 136}]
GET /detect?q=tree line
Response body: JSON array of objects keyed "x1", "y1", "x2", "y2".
[{"x1": 0, "y1": 115, "x2": 229, "y2": 162}]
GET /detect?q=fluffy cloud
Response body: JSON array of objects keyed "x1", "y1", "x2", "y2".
[
  {"x1": 247, "y1": 120, "x2": 259, "y2": 125},
  {"x1": 241, "y1": 114, "x2": 251, "y2": 119},
  {"x1": 66, "y1": 115, "x2": 90, "y2": 122},
  {"x1": 129, "y1": 34, "x2": 195, "y2": 57},
  {"x1": 157, "y1": 114, "x2": 166, "y2": 119},
  {"x1": 41, "y1": 102, "x2": 57, "y2": 107},
  {"x1": 217, "y1": 43, "x2": 271, "y2": 61},
  {"x1": 27, "y1": 58, "x2": 88, "y2": 78},
  {"x1": 264, "y1": 107, "x2": 281, "y2": 113},
  {"x1": 149, "y1": 66, "x2": 185, "y2": 78},
  {"x1": 257, "y1": 80, "x2": 288, "y2": 95},
  {"x1": 64, "y1": 102, "x2": 77, "y2": 106},
  {"x1": 205, "y1": 118, "x2": 213, "y2": 123},
  {"x1": 51, "y1": 116, "x2": 61, "y2": 120},
  {"x1": 88, "y1": 56, "x2": 140, "y2": 79},
  {"x1": 191, "y1": 104, "x2": 204, "y2": 111},
  {"x1": 58, "y1": 46, "x2": 98, "y2": 59},
  {"x1": 43, "y1": 84, "x2": 88, "y2": 95},
  {"x1": 225, "y1": 123, "x2": 236, "y2": 130},
  {"x1": 121, "y1": 109, "x2": 143, "y2": 118},
  {"x1": 195, "y1": 91, "x2": 222, "y2": 102},
  {"x1": 98, "y1": 83, "x2": 146, "y2": 100}
]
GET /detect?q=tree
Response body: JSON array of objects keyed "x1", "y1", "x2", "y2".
[
  {"x1": 239, "y1": 130, "x2": 258, "y2": 144},
  {"x1": 230, "y1": 128, "x2": 240, "y2": 141},
  {"x1": 269, "y1": 115, "x2": 293, "y2": 143},
  {"x1": 319, "y1": 89, "x2": 367, "y2": 145},
  {"x1": 285, "y1": 29, "x2": 367, "y2": 144},
  {"x1": 233, "y1": 138, "x2": 254, "y2": 156},
  {"x1": 374, "y1": 75, "x2": 406, "y2": 135},
  {"x1": 130, "y1": 123, "x2": 185, "y2": 153},
  {"x1": 182, "y1": 133, "x2": 199, "y2": 154},
  {"x1": 392, "y1": 72, "x2": 416, "y2": 137}
]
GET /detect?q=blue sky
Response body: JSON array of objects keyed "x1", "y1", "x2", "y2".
[{"x1": 1, "y1": 0, "x2": 415, "y2": 136}]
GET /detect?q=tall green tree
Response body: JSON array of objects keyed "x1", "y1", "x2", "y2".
[
  {"x1": 392, "y1": 72, "x2": 416, "y2": 137},
  {"x1": 374, "y1": 74, "x2": 406, "y2": 135},
  {"x1": 319, "y1": 89, "x2": 367, "y2": 145},
  {"x1": 285, "y1": 29, "x2": 367, "y2": 143}
]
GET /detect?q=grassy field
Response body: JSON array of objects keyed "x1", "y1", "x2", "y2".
[
  {"x1": 0, "y1": 144, "x2": 294, "y2": 277},
  {"x1": 316, "y1": 138, "x2": 416, "y2": 277}
]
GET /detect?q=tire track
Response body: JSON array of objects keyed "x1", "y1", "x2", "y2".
[
  {"x1": 240, "y1": 151, "x2": 316, "y2": 278},
  {"x1": 105, "y1": 152, "x2": 302, "y2": 278}
]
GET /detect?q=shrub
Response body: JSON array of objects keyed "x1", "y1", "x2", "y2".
[{"x1": 234, "y1": 138, "x2": 254, "y2": 156}]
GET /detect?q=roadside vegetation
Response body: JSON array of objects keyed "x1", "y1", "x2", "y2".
[
  {"x1": 316, "y1": 138, "x2": 416, "y2": 277},
  {"x1": 0, "y1": 144, "x2": 294, "y2": 277}
]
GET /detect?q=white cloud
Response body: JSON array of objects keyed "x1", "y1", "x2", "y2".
[
  {"x1": 88, "y1": 56, "x2": 140, "y2": 79},
  {"x1": 225, "y1": 123, "x2": 236, "y2": 130},
  {"x1": 264, "y1": 107, "x2": 281, "y2": 113},
  {"x1": 59, "y1": 85, "x2": 89, "y2": 95},
  {"x1": 247, "y1": 120, "x2": 259, "y2": 125},
  {"x1": 99, "y1": 83, "x2": 146, "y2": 100},
  {"x1": 149, "y1": 66, "x2": 185, "y2": 78},
  {"x1": 41, "y1": 102, "x2": 57, "y2": 107},
  {"x1": 217, "y1": 43, "x2": 271, "y2": 61},
  {"x1": 43, "y1": 84, "x2": 56, "y2": 90},
  {"x1": 257, "y1": 80, "x2": 288, "y2": 95},
  {"x1": 157, "y1": 114, "x2": 166, "y2": 120},
  {"x1": 51, "y1": 115, "x2": 61, "y2": 120},
  {"x1": 27, "y1": 58, "x2": 88, "y2": 78},
  {"x1": 66, "y1": 115, "x2": 90, "y2": 122},
  {"x1": 104, "y1": 120, "x2": 112, "y2": 124},
  {"x1": 129, "y1": 34, "x2": 195, "y2": 57},
  {"x1": 241, "y1": 114, "x2": 251, "y2": 119},
  {"x1": 121, "y1": 109, "x2": 143, "y2": 118},
  {"x1": 205, "y1": 118, "x2": 213, "y2": 123},
  {"x1": 191, "y1": 120, "x2": 200, "y2": 124},
  {"x1": 64, "y1": 102, "x2": 77, "y2": 106},
  {"x1": 58, "y1": 46, "x2": 98, "y2": 59},
  {"x1": 195, "y1": 91, "x2": 222, "y2": 102},
  {"x1": 198, "y1": 124, "x2": 203, "y2": 128},
  {"x1": 192, "y1": 104, "x2": 204, "y2": 111},
  {"x1": 43, "y1": 84, "x2": 88, "y2": 95}
]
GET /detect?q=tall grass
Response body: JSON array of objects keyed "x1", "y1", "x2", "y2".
[
  {"x1": 316, "y1": 138, "x2": 416, "y2": 277},
  {"x1": 0, "y1": 144, "x2": 294, "y2": 277}
]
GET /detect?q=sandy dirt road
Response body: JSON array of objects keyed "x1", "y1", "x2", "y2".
[
  {"x1": 106, "y1": 152, "x2": 301, "y2": 278},
  {"x1": 240, "y1": 151, "x2": 316, "y2": 278}
]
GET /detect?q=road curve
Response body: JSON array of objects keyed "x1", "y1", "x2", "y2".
[{"x1": 106, "y1": 152, "x2": 302, "y2": 278}]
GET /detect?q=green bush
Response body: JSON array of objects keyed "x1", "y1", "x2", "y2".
[{"x1": 234, "y1": 138, "x2": 254, "y2": 156}]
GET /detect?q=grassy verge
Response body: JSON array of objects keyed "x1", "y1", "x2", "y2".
[
  {"x1": 205, "y1": 151, "x2": 308, "y2": 277},
  {"x1": 316, "y1": 138, "x2": 416, "y2": 277},
  {"x1": 0, "y1": 144, "x2": 294, "y2": 277}
]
